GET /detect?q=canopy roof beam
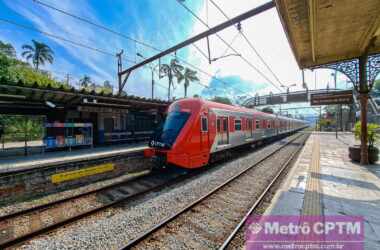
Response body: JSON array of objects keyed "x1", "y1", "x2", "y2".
[{"x1": 118, "y1": 1, "x2": 275, "y2": 77}]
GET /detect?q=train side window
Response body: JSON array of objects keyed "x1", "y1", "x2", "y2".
[
  {"x1": 217, "y1": 119, "x2": 221, "y2": 132},
  {"x1": 267, "y1": 120, "x2": 271, "y2": 128},
  {"x1": 256, "y1": 120, "x2": 260, "y2": 129},
  {"x1": 201, "y1": 117, "x2": 208, "y2": 132},
  {"x1": 234, "y1": 119, "x2": 242, "y2": 131}
]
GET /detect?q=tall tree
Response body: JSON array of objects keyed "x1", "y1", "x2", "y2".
[
  {"x1": 374, "y1": 79, "x2": 380, "y2": 92},
  {"x1": 103, "y1": 80, "x2": 113, "y2": 94},
  {"x1": 211, "y1": 96, "x2": 232, "y2": 105},
  {"x1": 160, "y1": 58, "x2": 184, "y2": 100},
  {"x1": 21, "y1": 40, "x2": 54, "y2": 70},
  {"x1": 0, "y1": 41, "x2": 16, "y2": 58},
  {"x1": 261, "y1": 107, "x2": 274, "y2": 114},
  {"x1": 79, "y1": 75, "x2": 92, "y2": 89},
  {"x1": 177, "y1": 68, "x2": 199, "y2": 97}
]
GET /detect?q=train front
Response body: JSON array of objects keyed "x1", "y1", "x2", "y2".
[{"x1": 144, "y1": 99, "x2": 197, "y2": 169}]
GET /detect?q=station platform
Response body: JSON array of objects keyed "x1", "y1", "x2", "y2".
[
  {"x1": 0, "y1": 142, "x2": 148, "y2": 174},
  {"x1": 267, "y1": 132, "x2": 380, "y2": 249}
]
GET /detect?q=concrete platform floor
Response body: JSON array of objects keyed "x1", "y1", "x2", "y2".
[
  {"x1": 0, "y1": 142, "x2": 147, "y2": 174},
  {"x1": 267, "y1": 132, "x2": 380, "y2": 249}
]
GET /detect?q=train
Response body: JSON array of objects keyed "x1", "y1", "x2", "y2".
[{"x1": 144, "y1": 98, "x2": 308, "y2": 169}]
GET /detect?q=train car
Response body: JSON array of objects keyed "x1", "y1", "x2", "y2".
[{"x1": 145, "y1": 98, "x2": 308, "y2": 169}]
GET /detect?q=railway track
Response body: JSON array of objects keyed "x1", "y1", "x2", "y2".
[
  {"x1": 0, "y1": 169, "x2": 190, "y2": 249},
  {"x1": 0, "y1": 132, "x2": 304, "y2": 249},
  {"x1": 122, "y1": 132, "x2": 308, "y2": 250}
]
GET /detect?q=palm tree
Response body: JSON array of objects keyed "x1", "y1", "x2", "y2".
[
  {"x1": 160, "y1": 58, "x2": 184, "y2": 100},
  {"x1": 0, "y1": 41, "x2": 16, "y2": 58},
  {"x1": 177, "y1": 68, "x2": 199, "y2": 98},
  {"x1": 21, "y1": 40, "x2": 54, "y2": 70},
  {"x1": 79, "y1": 75, "x2": 92, "y2": 90}
]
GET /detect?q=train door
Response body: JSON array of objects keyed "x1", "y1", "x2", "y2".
[
  {"x1": 200, "y1": 115, "x2": 209, "y2": 151},
  {"x1": 246, "y1": 118, "x2": 253, "y2": 138},
  {"x1": 217, "y1": 116, "x2": 229, "y2": 145}
]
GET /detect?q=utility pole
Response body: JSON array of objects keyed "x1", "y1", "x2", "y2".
[
  {"x1": 319, "y1": 106, "x2": 322, "y2": 132},
  {"x1": 151, "y1": 69, "x2": 154, "y2": 99},
  {"x1": 116, "y1": 50, "x2": 131, "y2": 95},
  {"x1": 335, "y1": 104, "x2": 338, "y2": 139},
  {"x1": 65, "y1": 74, "x2": 71, "y2": 86},
  {"x1": 117, "y1": 50, "x2": 123, "y2": 93},
  {"x1": 340, "y1": 105, "x2": 343, "y2": 131},
  {"x1": 358, "y1": 54, "x2": 369, "y2": 164}
]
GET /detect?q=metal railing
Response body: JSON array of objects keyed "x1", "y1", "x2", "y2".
[{"x1": 0, "y1": 115, "x2": 45, "y2": 157}]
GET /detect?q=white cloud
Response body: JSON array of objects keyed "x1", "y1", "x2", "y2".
[
  {"x1": 4, "y1": 0, "x2": 119, "y2": 84},
  {"x1": 2, "y1": 0, "x2": 350, "y2": 102}
]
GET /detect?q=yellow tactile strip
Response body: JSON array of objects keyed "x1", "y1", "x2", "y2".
[{"x1": 302, "y1": 135, "x2": 323, "y2": 215}]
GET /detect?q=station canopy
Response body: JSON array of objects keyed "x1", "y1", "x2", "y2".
[
  {"x1": 276, "y1": 0, "x2": 380, "y2": 68},
  {"x1": 0, "y1": 79, "x2": 169, "y2": 115}
]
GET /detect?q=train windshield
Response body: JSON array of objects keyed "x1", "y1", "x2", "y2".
[{"x1": 160, "y1": 111, "x2": 190, "y2": 146}]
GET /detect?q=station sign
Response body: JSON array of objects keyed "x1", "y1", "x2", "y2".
[
  {"x1": 310, "y1": 90, "x2": 353, "y2": 106},
  {"x1": 78, "y1": 105, "x2": 129, "y2": 113}
]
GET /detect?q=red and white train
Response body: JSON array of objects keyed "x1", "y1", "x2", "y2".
[{"x1": 145, "y1": 98, "x2": 308, "y2": 169}]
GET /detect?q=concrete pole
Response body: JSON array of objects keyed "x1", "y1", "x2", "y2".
[
  {"x1": 151, "y1": 69, "x2": 154, "y2": 99},
  {"x1": 359, "y1": 55, "x2": 369, "y2": 165},
  {"x1": 336, "y1": 105, "x2": 338, "y2": 139},
  {"x1": 339, "y1": 104, "x2": 343, "y2": 132},
  {"x1": 320, "y1": 107, "x2": 322, "y2": 132}
]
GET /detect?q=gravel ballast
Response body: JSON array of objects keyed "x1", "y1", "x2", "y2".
[{"x1": 17, "y1": 133, "x2": 304, "y2": 249}]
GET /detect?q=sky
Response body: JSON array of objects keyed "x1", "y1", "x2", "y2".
[{"x1": 0, "y1": 0, "x2": 352, "y2": 116}]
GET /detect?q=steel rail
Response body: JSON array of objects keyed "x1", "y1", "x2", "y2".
[
  {"x1": 1, "y1": 131, "x2": 303, "y2": 249},
  {"x1": 121, "y1": 132, "x2": 306, "y2": 249},
  {"x1": 0, "y1": 170, "x2": 191, "y2": 249},
  {"x1": 0, "y1": 170, "x2": 150, "y2": 221},
  {"x1": 219, "y1": 134, "x2": 308, "y2": 249}
]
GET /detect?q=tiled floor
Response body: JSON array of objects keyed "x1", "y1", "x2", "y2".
[{"x1": 267, "y1": 132, "x2": 380, "y2": 249}]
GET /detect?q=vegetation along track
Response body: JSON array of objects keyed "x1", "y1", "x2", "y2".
[
  {"x1": 0, "y1": 169, "x2": 190, "y2": 249},
  {"x1": 122, "y1": 132, "x2": 309, "y2": 250}
]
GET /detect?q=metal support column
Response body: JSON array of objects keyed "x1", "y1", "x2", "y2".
[{"x1": 358, "y1": 55, "x2": 369, "y2": 165}]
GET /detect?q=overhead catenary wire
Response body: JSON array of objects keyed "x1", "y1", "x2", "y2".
[
  {"x1": 32, "y1": 0, "x2": 160, "y2": 53},
  {"x1": 219, "y1": 30, "x2": 240, "y2": 58},
  {"x1": 0, "y1": 18, "x2": 111, "y2": 57},
  {"x1": 0, "y1": 17, "x2": 137, "y2": 64},
  {"x1": 31, "y1": 0, "x2": 256, "y2": 99},
  {"x1": 176, "y1": 0, "x2": 283, "y2": 92},
  {"x1": 32, "y1": 0, "x2": 209, "y2": 64},
  {"x1": 0, "y1": 16, "x2": 240, "y2": 99},
  {"x1": 208, "y1": 0, "x2": 285, "y2": 89}
]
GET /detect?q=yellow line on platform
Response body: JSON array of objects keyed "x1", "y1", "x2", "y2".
[{"x1": 302, "y1": 135, "x2": 323, "y2": 215}]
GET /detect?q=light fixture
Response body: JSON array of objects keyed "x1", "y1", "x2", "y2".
[{"x1": 45, "y1": 101, "x2": 56, "y2": 108}]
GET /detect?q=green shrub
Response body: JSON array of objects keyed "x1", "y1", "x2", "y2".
[
  {"x1": 0, "y1": 53, "x2": 63, "y2": 88},
  {"x1": 354, "y1": 121, "x2": 379, "y2": 147}
]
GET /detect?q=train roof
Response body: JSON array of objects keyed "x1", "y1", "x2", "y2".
[{"x1": 172, "y1": 98, "x2": 306, "y2": 123}]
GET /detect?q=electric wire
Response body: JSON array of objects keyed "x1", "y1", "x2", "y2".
[
  {"x1": 31, "y1": 0, "x2": 251, "y2": 97},
  {"x1": 0, "y1": 18, "x2": 111, "y2": 57},
  {"x1": 176, "y1": 0, "x2": 283, "y2": 92},
  {"x1": 32, "y1": 0, "x2": 160, "y2": 52},
  {"x1": 219, "y1": 31, "x2": 240, "y2": 58},
  {"x1": 33, "y1": 0, "x2": 209, "y2": 63},
  {"x1": 208, "y1": 0, "x2": 285, "y2": 89}
]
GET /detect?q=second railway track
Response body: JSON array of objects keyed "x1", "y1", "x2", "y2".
[
  {"x1": 0, "y1": 132, "x2": 307, "y2": 249},
  {"x1": 0, "y1": 169, "x2": 189, "y2": 249},
  {"x1": 122, "y1": 132, "x2": 309, "y2": 250}
]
